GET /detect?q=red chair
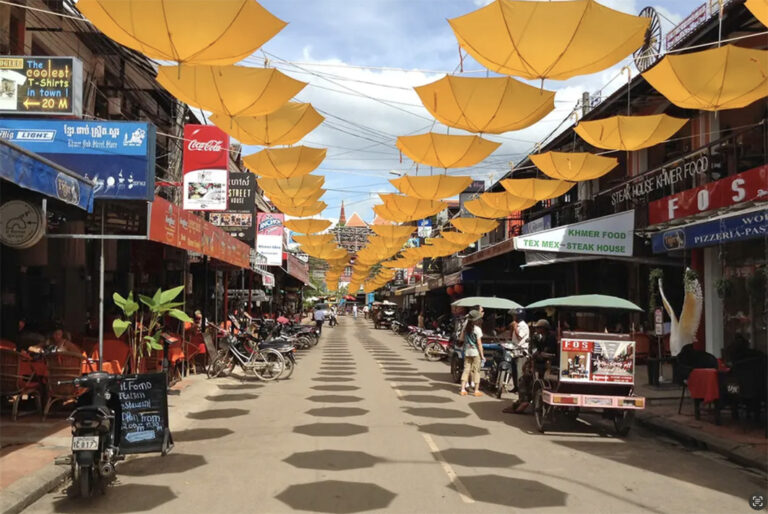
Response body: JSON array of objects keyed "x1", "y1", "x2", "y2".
[
  {"x1": 0, "y1": 340, "x2": 16, "y2": 351},
  {"x1": 43, "y1": 351, "x2": 86, "y2": 420},
  {"x1": 0, "y1": 349, "x2": 42, "y2": 420}
]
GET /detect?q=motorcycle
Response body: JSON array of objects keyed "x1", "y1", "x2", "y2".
[
  {"x1": 328, "y1": 312, "x2": 338, "y2": 327},
  {"x1": 57, "y1": 372, "x2": 123, "y2": 497},
  {"x1": 424, "y1": 334, "x2": 451, "y2": 361},
  {"x1": 208, "y1": 329, "x2": 285, "y2": 381}
]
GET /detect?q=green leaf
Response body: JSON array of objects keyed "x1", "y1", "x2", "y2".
[
  {"x1": 152, "y1": 288, "x2": 162, "y2": 305},
  {"x1": 113, "y1": 319, "x2": 130, "y2": 337},
  {"x1": 139, "y1": 294, "x2": 155, "y2": 308},
  {"x1": 149, "y1": 340, "x2": 164, "y2": 351},
  {"x1": 124, "y1": 300, "x2": 139, "y2": 317},
  {"x1": 113, "y1": 292, "x2": 127, "y2": 310},
  {"x1": 160, "y1": 285, "x2": 185, "y2": 304},
  {"x1": 161, "y1": 301, "x2": 185, "y2": 309},
  {"x1": 168, "y1": 309, "x2": 192, "y2": 323}
]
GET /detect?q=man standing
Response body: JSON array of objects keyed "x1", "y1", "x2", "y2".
[
  {"x1": 353, "y1": 304, "x2": 358, "y2": 319},
  {"x1": 510, "y1": 309, "x2": 530, "y2": 393},
  {"x1": 314, "y1": 308, "x2": 325, "y2": 335}
]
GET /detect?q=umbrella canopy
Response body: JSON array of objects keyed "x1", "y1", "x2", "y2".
[
  {"x1": 452, "y1": 296, "x2": 523, "y2": 310},
  {"x1": 396, "y1": 133, "x2": 501, "y2": 168},
  {"x1": 500, "y1": 178, "x2": 575, "y2": 201},
  {"x1": 284, "y1": 218, "x2": 332, "y2": 234},
  {"x1": 157, "y1": 66, "x2": 306, "y2": 117},
  {"x1": 300, "y1": 245, "x2": 346, "y2": 260},
  {"x1": 448, "y1": 0, "x2": 649, "y2": 80},
  {"x1": 746, "y1": 0, "x2": 768, "y2": 26},
  {"x1": 275, "y1": 200, "x2": 327, "y2": 218},
  {"x1": 258, "y1": 175, "x2": 325, "y2": 202},
  {"x1": 574, "y1": 114, "x2": 688, "y2": 151},
  {"x1": 79, "y1": 0, "x2": 285, "y2": 65},
  {"x1": 269, "y1": 189, "x2": 325, "y2": 208},
  {"x1": 210, "y1": 103, "x2": 324, "y2": 146},
  {"x1": 381, "y1": 259, "x2": 409, "y2": 269},
  {"x1": 367, "y1": 235, "x2": 408, "y2": 250},
  {"x1": 527, "y1": 294, "x2": 642, "y2": 312},
  {"x1": 450, "y1": 217, "x2": 499, "y2": 234},
  {"x1": 479, "y1": 191, "x2": 538, "y2": 212},
  {"x1": 441, "y1": 231, "x2": 482, "y2": 246},
  {"x1": 530, "y1": 151, "x2": 618, "y2": 181},
  {"x1": 370, "y1": 225, "x2": 414, "y2": 239},
  {"x1": 377, "y1": 195, "x2": 448, "y2": 222},
  {"x1": 243, "y1": 146, "x2": 326, "y2": 179},
  {"x1": 642, "y1": 45, "x2": 768, "y2": 111},
  {"x1": 464, "y1": 198, "x2": 509, "y2": 219},
  {"x1": 390, "y1": 175, "x2": 473, "y2": 200},
  {"x1": 293, "y1": 233, "x2": 335, "y2": 246},
  {"x1": 415, "y1": 75, "x2": 555, "y2": 134},
  {"x1": 372, "y1": 203, "x2": 406, "y2": 223}
]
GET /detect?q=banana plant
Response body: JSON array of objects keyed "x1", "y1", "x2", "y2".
[{"x1": 112, "y1": 285, "x2": 192, "y2": 372}]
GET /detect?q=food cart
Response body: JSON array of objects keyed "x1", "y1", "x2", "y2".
[{"x1": 524, "y1": 294, "x2": 646, "y2": 436}]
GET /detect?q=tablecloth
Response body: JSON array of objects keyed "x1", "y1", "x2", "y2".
[{"x1": 687, "y1": 368, "x2": 720, "y2": 404}]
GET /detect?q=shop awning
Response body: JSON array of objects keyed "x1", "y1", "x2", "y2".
[{"x1": 0, "y1": 138, "x2": 95, "y2": 212}]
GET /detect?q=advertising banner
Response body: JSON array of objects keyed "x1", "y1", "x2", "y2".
[
  {"x1": 0, "y1": 56, "x2": 83, "y2": 116},
  {"x1": 417, "y1": 219, "x2": 432, "y2": 238},
  {"x1": 256, "y1": 212, "x2": 284, "y2": 266},
  {"x1": 648, "y1": 165, "x2": 768, "y2": 224},
  {"x1": 208, "y1": 172, "x2": 255, "y2": 241},
  {"x1": 182, "y1": 124, "x2": 229, "y2": 211},
  {"x1": 559, "y1": 337, "x2": 635, "y2": 384},
  {"x1": 513, "y1": 210, "x2": 634, "y2": 257},
  {"x1": 652, "y1": 207, "x2": 767, "y2": 253},
  {"x1": 521, "y1": 214, "x2": 552, "y2": 235},
  {"x1": 0, "y1": 119, "x2": 155, "y2": 200}
]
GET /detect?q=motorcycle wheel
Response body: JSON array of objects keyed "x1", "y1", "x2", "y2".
[
  {"x1": 252, "y1": 348, "x2": 284, "y2": 381},
  {"x1": 280, "y1": 355, "x2": 295, "y2": 380},
  {"x1": 533, "y1": 383, "x2": 547, "y2": 433},
  {"x1": 424, "y1": 342, "x2": 443, "y2": 362},
  {"x1": 79, "y1": 465, "x2": 92, "y2": 498},
  {"x1": 450, "y1": 355, "x2": 462, "y2": 384},
  {"x1": 495, "y1": 370, "x2": 507, "y2": 399},
  {"x1": 297, "y1": 336, "x2": 310, "y2": 349}
]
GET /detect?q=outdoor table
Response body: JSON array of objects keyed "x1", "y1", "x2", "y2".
[{"x1": 687, "y1": 368, "x2": 720, "y2": 421}]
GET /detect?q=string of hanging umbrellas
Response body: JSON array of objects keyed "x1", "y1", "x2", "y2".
[{"x1": 77, "y1": 0, "x2": 768, "y2": 295}]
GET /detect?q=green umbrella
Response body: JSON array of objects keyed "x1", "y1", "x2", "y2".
[
  {"x1": 527, "y1": 294, "x2": 642, "y2": 312},
  {"x1": 451, "y1": 296, "x2": 523, "y2": 310}
]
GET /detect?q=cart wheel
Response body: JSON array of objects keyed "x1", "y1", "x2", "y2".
[
  {"x1": 613, "y1": 409, "x2": 635, "y2": 437},
  {"x1": 533, "y1": 384, "x2": 547, "y2": 433},
  {"x1": 450, "y1": 355, "x2": 463, "y2": 384}
]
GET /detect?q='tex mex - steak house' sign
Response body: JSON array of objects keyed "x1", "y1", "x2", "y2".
[{"x1": 513, "y1": 210, "x2": 635, "y2": 257}]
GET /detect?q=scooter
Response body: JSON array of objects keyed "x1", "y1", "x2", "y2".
[{"x1": 57, "y1": 372, "x2": 123, "y2": 497}]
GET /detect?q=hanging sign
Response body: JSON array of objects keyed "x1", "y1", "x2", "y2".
[
  {"x1": 0, "y1": 56, "x2": 83, "y2": 116},
  {"x1": 208, "y1": 172, "x2": 256, "y2": 242},
  {"x1": 255, "y1": 212, "x2": 284, "y2": 266},
  {"x1": 648, "y1": 165, "x2": 768, "y2": 224},
  {"x1": 182, "y1": 124, "x2": 229, "y2": 211},
  {"x1": 417, "y1": 219, "x2": 432, "y2": 238},
  {"x1": 651, "y1": 208, "x2": 768, "y2": 253},
  {"x1": 0, "y1": 200, "x2": 44, "y2": 249},
  {"x1": 513, "y1": 210, "x2": 635, "y2": 257}
]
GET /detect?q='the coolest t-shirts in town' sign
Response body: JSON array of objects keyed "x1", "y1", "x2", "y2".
[
  {"x1": 182, "y1": 124, "x2": 229, "y2": 211},
  {"x1": 0, "y1": 119, "x2": 155, "y2": 200},
  {"x1": 255, "y1": 213, "x2": 284, "y2": 266},
  {"x1": 513, "y1": 210, "x2": 635, "y2": 257},
  {"x1": 0, "y1": 56, "x2": 83, "y2": 116}
]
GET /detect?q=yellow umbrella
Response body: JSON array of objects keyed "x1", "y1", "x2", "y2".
[
  {"x1": 210, "y1": 103, "x2": 324, "y2": 146},
  {"x1": 157, "y1": 66, "x2": 305, "y2": 117},
  {"x1": 284, "y1": 218, "x2": 332, "y2": 234},
  {"x1": 574, "y1": 114, "x2": 688, "y2": 151},
  {"x1": 477, "y1": 192, "x2": 538, "y2": 213},
  {"x1": 301, "y1": 245, "x2": 346, "y2": 260},
  {"x1": 275, "y1": 201, "x2": 327, "y2": 218},
  {"x1": 396, "y1": 133, "x2": 501, "y2": 169},
  {"x1": 499, "y1": 178, "x2": 575, "y2": 201},
  {"x1": 243, "y1": 146, "x2": 326, "y2": 179},
  {"x1": 258, "y1": 175, "x2": 325, "y2": 202},
  {"x1": 381, "y1": 259, "x2": 408, "y2": 269},
  {"x1": 415, "y1": 75, "x2": 555, "y2": 133},
  {"x1": 642, "y1": 45, "x2": 768, "y2": 111},
  {"x1": 79, "y1": 0, "x2": 285, "y2": 65},
  {"x1": 390, "y1": 175, "x2": 473, "y2": 201},
  {"x1": 448, "y1": 0, "x2": 649, "y2": 80},
  {"x1": 441, "y1": 231, "x2": 482, "y2": 246},
  {"x1": 746, "y1": 0, "x2": 768, "y2": 26},
  {"x1": 370, "y1": 225, "x2": 414, "y2": 239},
  {"x1": 450, "y1": 217, "x2": 499, "y2": 234},
  {"x1": 379, "y1": 194, "x2": 448, "y2": 221},
  {"x1": 293, "y1": 234, "x2": 335, "y2": 247},
  {"x1": 464, "y1": 198, "x2": 510, "y2": 219},
  {"x1": 270, "y1": 189, "x2": 325, "y2": 208},
  {"x1": 530, "y1": 151, "x2": 618, "y2": 181}
]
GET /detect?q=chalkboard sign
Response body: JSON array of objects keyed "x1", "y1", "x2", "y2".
[{"x1": 117, "y1": 373, "x2": 173, "y2": 455}]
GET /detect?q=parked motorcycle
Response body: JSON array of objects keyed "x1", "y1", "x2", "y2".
[{"x1": 424, "y1": 334, "x2": 452, "y2": 362}]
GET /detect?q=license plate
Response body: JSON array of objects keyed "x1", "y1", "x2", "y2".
[{"x1": 72, "y1": 436, "x2": 99, "y2": 451}]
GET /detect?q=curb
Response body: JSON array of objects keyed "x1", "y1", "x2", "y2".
[
  {"x1": 0, "y1": 462, "x2": 68, "y2": 514},
  {"x1": 636, "y1": 412, "x2": 767, "y2": 472}
]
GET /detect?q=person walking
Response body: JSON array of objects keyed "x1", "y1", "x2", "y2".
[
  {"x1": 459, "y1": 310, "x2": 485, "y2": 397},
  {"x1": 313, "y1": 308, "x2": 325, "y2": 335},
  {"x1": 353, "y1": 304, "x2": 358, "y2": 319}
]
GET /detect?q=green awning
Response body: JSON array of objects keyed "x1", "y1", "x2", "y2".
[
  {"x1": 452, "y1": 296, "x2": 523, "y2": 310},
  {"x1": 527, "y1": 294, "x2": 643, "y2": 312}
]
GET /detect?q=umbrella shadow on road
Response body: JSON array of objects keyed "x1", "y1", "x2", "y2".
[
  {"x1": 275, "y1": 480, "x2": 396, "y2": 513},
  {"x1": 217, "y1": 383, "x2": 263, "y2": 390},
  {"x1": 186, "y1": 408, "x2": 249, "y2": 420},
  {"x1": 52, "y1": 484, "x2": 176, "y2": 513},
  {"x1": 306, "y1": 395, "x2": 363, "y2": 403},
  {"x1": 119, "y1": 453, "x2": 207, "y2": 476},
  {"x1": 451, "y1": 475, "x2": 567, "y2": 509},
  {"x1": 311, "y1": 385, "x2": 360, "y2": 392},
  {"x1": 399, "y1": 394, "x2": 453, "y2": 404},
  {"x1": 415, "y1": 422, "x2": 490, "y2": 438},
  {"x1": 204, "y1": 393, "x2": 258, "y2": 402},
  {"x1": 435, "y1": 448, "x2": 524, "y2": 468},
  {"x1": 172, "y1": 427, "x2": 234, "y2": 442},
  {"x1": 283, "y1": 449, "x2": 385, "y2": 471},
  {"x1": 403, "y1": 407, "x2": 470, "y2": 419},
  {"x1": 293, "y1": 422, "x2": 369, "y2": 437},
  {"x1": 305, "y1": 407, "x2": 369, "y2": 418},
  {"x1": 420, "y1": 372, "x2": 455, "y2": 384},
  {"x1": 312, "y1": 377, "x2": 356, "y2": 383}
]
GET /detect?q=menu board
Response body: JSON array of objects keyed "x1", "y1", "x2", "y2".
[{"x1": 117, "y1": 373, "x2": 173, "y2": 455}]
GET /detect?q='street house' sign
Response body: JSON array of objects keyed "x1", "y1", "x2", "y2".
[
  {"x1": 514, "y1": 210, "x2": 635, "y2": 257},
  {"x1": 0, "y1": 56, "x2": 83, "y2": 116}
]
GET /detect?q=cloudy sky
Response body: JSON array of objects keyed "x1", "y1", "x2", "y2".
[{"x1": 238, "y1": 0, "x2": 704, "y2": 223}]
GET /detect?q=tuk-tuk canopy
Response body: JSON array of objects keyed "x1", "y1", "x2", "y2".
[
  {"x1": 451, "y1": 296, "x2": 523, "y2": 310},
  {"x1": 527, "y1": 294, "x2": 642, "y2": 312}
]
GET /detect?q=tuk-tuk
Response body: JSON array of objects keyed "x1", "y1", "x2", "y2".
[
  {"x1": 523, "y1": 294, "x2": 646, "y2": 436},
  {"x1": 376, "y1": 301, "x2": 397, "y2": 330}
]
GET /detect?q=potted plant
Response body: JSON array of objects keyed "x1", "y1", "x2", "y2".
[
  {"x1": 112, "y1": 285, "x2": 192, "y2": 373},
  {"x1": 715, "y1": 276, "x2": 734, "y2": 299}
]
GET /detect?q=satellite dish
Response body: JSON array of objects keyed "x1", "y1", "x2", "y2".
[{"x1": 633, "y1": 6, "x2": 663, "y2": 73}]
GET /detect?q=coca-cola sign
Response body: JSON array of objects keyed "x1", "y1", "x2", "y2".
[{"x1": 182, "y1": 124, "x2": 229, "y2": 211}]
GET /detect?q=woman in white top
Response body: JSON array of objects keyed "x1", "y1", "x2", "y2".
[{"x1": 459, "y1": 310, "x2": 485, "y2": 397}]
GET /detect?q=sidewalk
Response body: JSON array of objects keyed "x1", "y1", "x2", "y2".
[
  {"x1": 0, "y1": 375, "x2": 214, "y2": 514},
  {"x1": 635, "y1": 364, "x2": 767, "y2": 472}
]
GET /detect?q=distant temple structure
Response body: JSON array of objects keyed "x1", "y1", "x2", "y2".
[{"x1": 331, "y1": 203, "x2": 370, "y2": 253}]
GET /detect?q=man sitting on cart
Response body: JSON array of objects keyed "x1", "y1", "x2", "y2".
[{"x1": 504, "y1": 319, "x2": 558, "y2": 414}]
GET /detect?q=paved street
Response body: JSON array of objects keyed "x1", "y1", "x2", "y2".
[{"x1": 26, "y1": 318, "x2": 764, "y2": 513}]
